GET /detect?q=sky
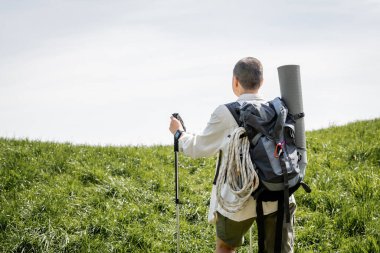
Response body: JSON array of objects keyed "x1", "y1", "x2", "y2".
[{"x1": 1, "y1": 0, "x2": 379, "y2": 146}]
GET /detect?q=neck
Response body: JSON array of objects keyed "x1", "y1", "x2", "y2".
[{"x1": 238, "y1": 89, "x2": 259, "y2": 96}]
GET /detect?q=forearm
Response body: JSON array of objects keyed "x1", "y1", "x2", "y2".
[
  {"x1": 178, "y1": 105, "x2": 229, "y2": 158},
  {"x1": 179, "y1": 132, "x2": 221, "y2": 158}
]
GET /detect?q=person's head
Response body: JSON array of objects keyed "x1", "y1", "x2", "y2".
[{"x1": 232, "y1": 57, "x2": 263, "y2": 96}]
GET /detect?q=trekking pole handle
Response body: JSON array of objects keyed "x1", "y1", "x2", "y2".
[
  {"x1": 172, "y1": 113, "x2": 186, "y2": 152},
  {"x1": 172, "y1": 113, "x2": 186, "y2": 132}
]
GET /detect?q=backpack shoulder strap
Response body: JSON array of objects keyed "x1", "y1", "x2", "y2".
[
  {"x1": 225, "y1": 102, "x2": 241, "y2": 125},
  {"x1": 270, "y1": 97, "x2": 284, "y2": 116},
  {"x1": 270, "y1": 97, "x2": 287, "y2": 143}
]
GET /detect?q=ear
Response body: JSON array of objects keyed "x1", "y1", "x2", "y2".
[
  {"x1": 259, "y1": 79, "x2": 264, "y2": 89},
  {"x1": 233, "y1": 76, "x2": 239, "y2": 88}
]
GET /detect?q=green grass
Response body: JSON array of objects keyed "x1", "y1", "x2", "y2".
[{"x1": 0, "y1": 118, "x2": 379, "y2": 252}]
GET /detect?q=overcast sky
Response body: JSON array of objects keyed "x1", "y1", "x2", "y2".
[{"x1": 1, "y1": 0, "x2": 379, "y2": 146}]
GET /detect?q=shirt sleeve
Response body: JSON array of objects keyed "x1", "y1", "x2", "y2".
[{"x1": 178, "y1": 105, "x2": 233, "y2": 158}]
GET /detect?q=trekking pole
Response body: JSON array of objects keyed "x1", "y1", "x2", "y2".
[
  {"x1": 172, "y1": 113, "x2": 186, "y2": 253},
  {"x1": 174, "y1": 137, "x2": 180, "y2": 253},
  {"x1": 249, "y1": 227, "x2": 252, "y2": 253}
]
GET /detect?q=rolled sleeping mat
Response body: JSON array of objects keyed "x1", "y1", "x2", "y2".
[{"x1": 277, "y1": 65, "x2": 307, "y2": 178}]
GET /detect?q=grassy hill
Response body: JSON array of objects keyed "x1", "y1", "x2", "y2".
[{"x1": 0, "y1": 119, "x2": 379, "y2": 253}]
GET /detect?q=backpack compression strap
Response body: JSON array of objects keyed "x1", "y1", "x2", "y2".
[
  {"x1": 271, "y1": 98, "x2": 287, "y2": 144},
  {"x1": 271, "y1": 98, "x2": 291, "y2": 222},
  {"x1": 256, "y1": 198, "x2": 265, "y2": 253}
]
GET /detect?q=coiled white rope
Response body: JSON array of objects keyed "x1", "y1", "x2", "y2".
[{"x1": 216, "y1": 127, "x2": 260, "y2": 213}]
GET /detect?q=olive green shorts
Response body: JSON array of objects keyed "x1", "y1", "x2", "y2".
[
  {"x1": 216, "y1": 212, "x2": 255, "y2": 248},
  {"x1": 216, "y1": 203, "x2": 296, "y2": 250}
]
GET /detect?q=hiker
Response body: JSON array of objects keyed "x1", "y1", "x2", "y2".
[{"x1": 169, "y1": 57, "x2": 296, "y2": 253}]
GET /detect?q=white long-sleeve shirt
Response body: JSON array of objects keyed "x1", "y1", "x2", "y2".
[{"x1": 179, "y1": 93, "x2": 295, "y2": 223}]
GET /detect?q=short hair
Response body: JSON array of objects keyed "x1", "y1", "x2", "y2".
[{"x1": 233, "y1": 57, "x2": 263, "y2": 90}]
